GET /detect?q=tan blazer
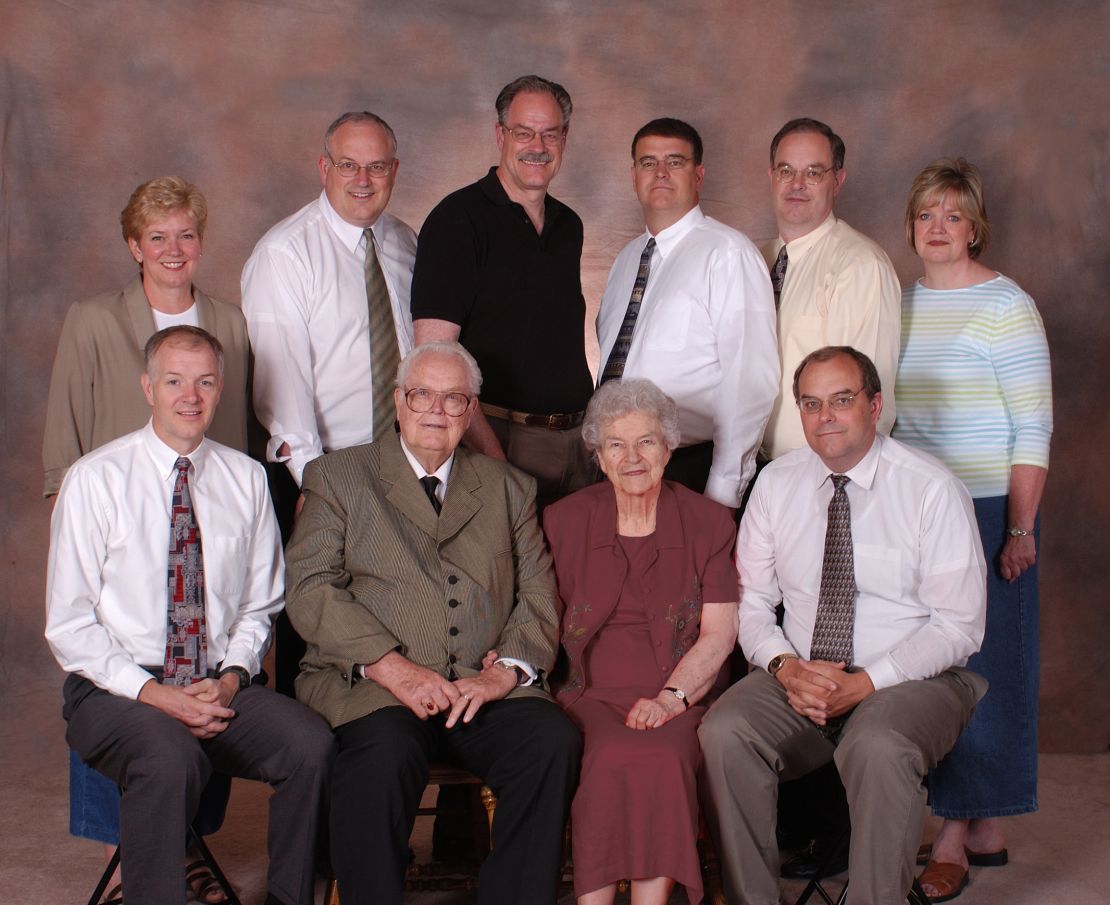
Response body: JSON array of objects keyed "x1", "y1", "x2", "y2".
[
  {"x1": 42, "y1": 278, "x2": 251, "y2": 495},
  {"x1": 286, "y1": 433, "x2": 561, "y2": 729}
]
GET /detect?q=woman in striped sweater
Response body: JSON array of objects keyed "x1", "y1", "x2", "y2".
[{"x1": 895, "y1": 158, "x2": 1053, "y2": 902}]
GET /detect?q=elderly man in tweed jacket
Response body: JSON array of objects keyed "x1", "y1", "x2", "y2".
[{"x1": 286, "y1": 341, "x2": 581, "y2": 905}]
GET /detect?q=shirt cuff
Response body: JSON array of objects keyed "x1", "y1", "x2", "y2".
[
  {"x1": 862, "y1": 654, "x2": 900, "y2": 692},
  {"x1": 704, "y1": 473, "x2": 742, "y2": 509},
  {"x1": 495, "y1": 657, "x2": 538, "y2": 687}
]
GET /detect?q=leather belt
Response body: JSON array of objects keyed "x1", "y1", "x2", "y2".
[{"x1": 481, "y1": 402, "x2": 585, "y2": 431}]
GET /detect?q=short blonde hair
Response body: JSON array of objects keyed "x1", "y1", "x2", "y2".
[
  {"x1": 905, "y1": 157, "x2": 990, "y2": 260},
  {"x1": 120, "y1": 176, "x2": 207, "y2": 244}
]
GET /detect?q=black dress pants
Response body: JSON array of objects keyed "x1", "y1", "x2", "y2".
[{"x1": 330, "y1": 697, "x2": 581, "y2": 905}]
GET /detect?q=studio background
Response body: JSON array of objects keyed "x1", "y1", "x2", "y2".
[{"x1": 2, "y1": 0, "x2": 1107, "y2": 760}]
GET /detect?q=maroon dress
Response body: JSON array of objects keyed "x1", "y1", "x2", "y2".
[{"x1": 543, "y1": 481, "x2": 739, "y2": 904}]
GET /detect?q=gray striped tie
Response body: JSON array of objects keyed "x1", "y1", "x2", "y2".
[{"x1": 364, "y1": 228, "x2": 400, "y2": 441}]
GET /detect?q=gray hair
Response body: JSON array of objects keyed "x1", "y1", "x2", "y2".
[
  {"x1": 495, "y1": 75, "x2": 573, "y2": 128},
  {"x1": 395, "y1": 341, "x2": 482, "y2": 396},
  {"x1": 582, "y1": 379, "x2": 681, "y2": 453},
  {"x1": 323, "y1": 111, "x2": 398, "y2": 158}
]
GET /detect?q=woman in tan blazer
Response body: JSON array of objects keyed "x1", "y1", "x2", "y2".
[{"x1": 43, "y1": 175, "x2": 250, "y2": 905}]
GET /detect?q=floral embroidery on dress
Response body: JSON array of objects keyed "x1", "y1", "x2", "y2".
[{"x1": 665, "y1": 576, "x2": 703, "y2": 663}]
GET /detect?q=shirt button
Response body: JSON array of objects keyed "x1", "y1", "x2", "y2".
[
  {"x1": 448, "y1": 654, "x2": 457, "y2": 664},
  {"x1": 447, "y1": 575, "x2": 458, "y2": 585},
  {"x1": 448, "y1": 599, "x2": 460, "y2": 608},
  {"x1": 449, "y1": 626, "x2": 460, "y2": 636}
]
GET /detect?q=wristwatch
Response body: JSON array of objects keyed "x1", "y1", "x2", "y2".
[
  {"x1": 1007, "y1": 527, "x2": 1033, "y2": 537},
  {"x1": 495, "y1": 660, "x2": 526, "y2": 686},
  {"x1": 216, "y1": 665, "x2": 251, "y2": 690},
  {"x1": 768, "y1": 653, "x2": 799, "y2": 678},
  {"x1": 663, "y1": 687, "x2": 689, "y2": 709}
]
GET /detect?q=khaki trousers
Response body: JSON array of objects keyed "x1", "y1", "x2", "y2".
[{"x1": 699, "y1": 667, "x2": 986, "y2": 905}]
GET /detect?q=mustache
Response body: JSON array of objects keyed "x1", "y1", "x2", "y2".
[{"x1": 517, "y1": 151, "x2": 553, "y2": 164}]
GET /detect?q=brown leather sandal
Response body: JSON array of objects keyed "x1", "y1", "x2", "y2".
[
  {"x1": 918, "y1": 860, "x2": 970, "y2": 902},
  {"x1": 185, "y1": 860, "x2": 230, "y2": 905}
]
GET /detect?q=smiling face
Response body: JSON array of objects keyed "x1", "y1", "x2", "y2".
[
  {"x1": 769, "y1": 130, "x2": 846, "y2": 242},
  {"x1": 495, "y1": 91, "x2": 566, "y2": 201},
  {"x1": 127, "y1": 208, "x2": 202, "y2": 297},
  {"x1": 632, "y1": 134, "x2": 704, "y2": 233},
  {"x1": 797, "y1": 353, "x2": 881, "y2": 474},
  {"x1": 596, "y1": 410, "x2": 672, "y2": 500},
  {"x1": 395, "y1": 351, "x2": 476, "y2": 473},
  {"x1": 141, "y1": 340, "x2": 223, "y2": 455},
  {"x1": 913, "y1": 190, "x2": 976, "y2": 267},
  {"x1": 318, "y1": 120, "x2": 398, "y2": 228}
]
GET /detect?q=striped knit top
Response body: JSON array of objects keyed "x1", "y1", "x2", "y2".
[{"x1": 894, "y1": 274, "x2": 1052, "y2": 499}]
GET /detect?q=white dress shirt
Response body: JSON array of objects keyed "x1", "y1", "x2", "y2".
[
  {"x1": 761, "y1": 215, "x2": 901, "y2": 459},
  {"x1": 242, "y1": 192, "x2": 418, "y2": 485},
  {"x1": 45, "y1": 421, "x2": 284, "y2": 700},
  {"x1": 737, "y1": 434, "x2": 987, "y2": 691},
  {"x1": 597, "y1": 205, "x2": 779, "y2": 507}
]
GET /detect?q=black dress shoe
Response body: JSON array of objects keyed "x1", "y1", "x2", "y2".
[{"x1": 780, "y1": 840, "x2": 850, "y2": 879}]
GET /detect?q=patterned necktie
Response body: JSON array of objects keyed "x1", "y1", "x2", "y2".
[
  {"x1": 600, "y1": 237, "x2": 656, "y2": 384},
  {"x1": 810, "y1": 474, "x2": 856, "y2": 666},
  {"x1": 164, "y1": 457, "x2": 208, "y2": 686},
  {"x1": 770, "y1": 245, "x2": 788, "y2": 310},
  {"x1": 365, "y1": 228, "x2": 400, "y2": 441},
  {"x1": 420, "y1": 475, "x2": 442, "y2": 515}
]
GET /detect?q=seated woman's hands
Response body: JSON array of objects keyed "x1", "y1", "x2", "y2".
[{"x1": 625, "y1": 691, "x2": 686, "y2": 731}]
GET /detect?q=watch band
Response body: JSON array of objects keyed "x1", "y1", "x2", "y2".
[
  {"x1": 216, "y1": 665, "x2": 251, "y2": 690},
  {"x1": 1007, "y1": 527, "x2": 1033, "y2": 537},
  {"x1": 663, "y1": 686, "x2": 689, "y2": 709}
]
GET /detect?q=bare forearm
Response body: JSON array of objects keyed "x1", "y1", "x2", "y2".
[
  {"x1": 1008, "y1": 464, "x2": 1048, "y2": 529},
  {"x1": 665, "y1": 604, "x2": 737, "y2": 703}
]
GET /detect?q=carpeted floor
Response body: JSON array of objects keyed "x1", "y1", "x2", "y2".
[{"x1": 5, "y1": 673, "x2": 1108, "y2": 904}]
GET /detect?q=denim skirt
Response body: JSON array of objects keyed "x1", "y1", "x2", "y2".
[{"x1": 927, "y1": 494, "x2": 1039, "y2": 818}]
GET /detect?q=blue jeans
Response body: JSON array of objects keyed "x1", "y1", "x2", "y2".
[
  {"x1": 927, "y1": 494, "x2": 1039, "y2": 818},
  {"x1": 69, "y1": 750, "x2": 121, "y2": 844}
]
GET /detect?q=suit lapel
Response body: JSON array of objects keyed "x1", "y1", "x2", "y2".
[
  {"x1": 379, "y1": 435, "x2": 440, "y2": 539},
  {"x1": 122, "y1": 278, "x2": 157, "y2": 350},
  {"x1": 438, "y1": 451, "x2": 482, "y2": 543}
]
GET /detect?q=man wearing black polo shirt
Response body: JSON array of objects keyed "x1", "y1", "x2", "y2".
[{"x1": 411, "y1": 74, "x2": 594, "y2": 511}]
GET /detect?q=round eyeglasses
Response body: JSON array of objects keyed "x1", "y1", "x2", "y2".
[{"x1": 404, "y1": 388, "x2": 472, "y2": 417}]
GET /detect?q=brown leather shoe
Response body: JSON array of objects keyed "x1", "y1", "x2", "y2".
[{"x1": 918, "y1": 860, "x2": 970, "y2": 902}]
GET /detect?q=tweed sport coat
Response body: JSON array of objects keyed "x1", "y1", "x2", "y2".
[{"x1": 285, "y1": 433, "x2": 562, "y2": 729}]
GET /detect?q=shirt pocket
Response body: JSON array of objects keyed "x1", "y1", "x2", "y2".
[
  {"x1": 202, "y1": 535, "x2": 249, "y2": 599},
  {"x1": 644, "y1": 296, "x2": 693, "y2": 352},
  {"x1": 854, "y1": 543, "x2": 904, "y2": 598}
]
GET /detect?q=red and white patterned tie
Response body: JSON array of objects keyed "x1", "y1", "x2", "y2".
[{"x1": 163, "y1": 457, "x2": 208, "y2": 685}]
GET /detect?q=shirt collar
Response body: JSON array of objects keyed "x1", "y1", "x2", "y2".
[
  {"x1": 776, "y1": 212, "x2": 837, "y2": 261},
  {"x1": 399, "y1": 436, "x2": 455, "y2": 489},
  {"x1": 651, "y1": 204, "x2": 704, "y2": 258},
  {"x1": 480, "y1": 166, "x2": 562, "y2": 224},
  {"x1": 318, "y1": 190, "x2": 370, "y2": 254},
  {"x1": 140, "y1": 419, "x2": 209, "y2": 483},
  {"x1": 807, "y1": 430, "x2": 882, "y2": 492}
]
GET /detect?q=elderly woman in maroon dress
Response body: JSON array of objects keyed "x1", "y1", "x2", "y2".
[{"x1": 543, "y1": 378, "x2": 739, "y2": 905}]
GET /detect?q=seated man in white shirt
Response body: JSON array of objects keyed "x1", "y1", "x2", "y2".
[
  {"x1": 242, "y1": 110, "x2": 419, "y2": 694},
  {"x1": 595, "y1": 117, "x2": 779, "y2": 510},
  {"x1": 698, "y1": 346, "x2": 988, "y2": 905},
  {"x1": 46, "y1": 326, "x2": 334, "y2": 905},
  {"x1": 284, "y1": 341, "x2": 581, "y2": 905}
]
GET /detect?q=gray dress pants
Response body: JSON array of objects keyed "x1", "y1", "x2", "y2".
[
  {"x1": 698, "y1": 668, "x2": 986, "y2": 905},
  {"x1": 65, "y1": 677, "x2": 335, "y2": 905}
]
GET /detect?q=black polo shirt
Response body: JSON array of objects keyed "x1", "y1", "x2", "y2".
[{"x1": 411, "y1": 167, "x2": 593, "y2": 415}]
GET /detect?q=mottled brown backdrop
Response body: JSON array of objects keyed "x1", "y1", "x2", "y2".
[{"x1": 2, "y1": 0, "x2": 1107, "y2": 752}]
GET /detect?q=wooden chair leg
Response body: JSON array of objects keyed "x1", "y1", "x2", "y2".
[
  {"x1": 479, "y1": 785, "x2": 498, "y2": 835},
  {"x1": 324, "y1": 875, "x2": 341, "y2": 905}
]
